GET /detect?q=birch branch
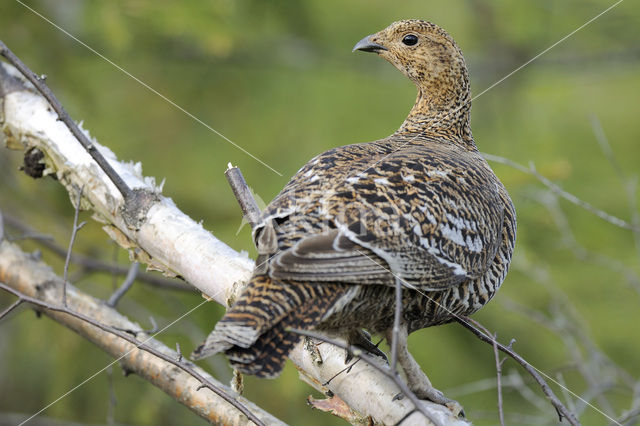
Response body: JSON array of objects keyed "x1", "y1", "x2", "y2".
[
  {"x1": 0, "y1": 58, "x2": 467, "y2": 425},
  {"x1": 0, "y1": 59, "x2": 253, "y2": 304},
  {"x1": 0, "y1": 240, "x2": 283, "y2": 426}
]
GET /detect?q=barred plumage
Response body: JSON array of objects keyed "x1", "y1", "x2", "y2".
[{"x1": 193, "y1": 19, "x2": 516, "y2": 406}]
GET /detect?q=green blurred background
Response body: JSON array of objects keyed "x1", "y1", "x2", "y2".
[{"x1": 1, "y1": 0, "x2": 639, "y2": 425}]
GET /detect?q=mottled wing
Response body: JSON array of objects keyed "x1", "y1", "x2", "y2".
[
  {"x1": 270, "y1": 229, "x2": 394, "y2": 285},
  {"x1": 263, "y1": 143, "x2": 505, "y2": 291}
]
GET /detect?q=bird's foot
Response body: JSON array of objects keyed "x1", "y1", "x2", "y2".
[
  {"x1": 410, "y1": 385, "x2": 464, "y2": 418},
  {"x1": 345, "y1": 329, "x2": 388, "y2": 364},
  {"x1": 393, "y1": 386, "x2": 464, "y2": 417}
]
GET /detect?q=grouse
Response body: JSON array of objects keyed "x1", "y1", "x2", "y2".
[{"x1": 193, "y1": 19, "x2": 516, "y2": 408}]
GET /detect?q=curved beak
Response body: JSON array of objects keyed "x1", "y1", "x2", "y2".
[{"x1": 352, "y1": 35, "x2": 387, "y2": 53}]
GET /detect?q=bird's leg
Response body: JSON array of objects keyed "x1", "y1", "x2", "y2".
[
  {"x1": 386, "y1": 325, "x2": 464, "y2": 417},
  {"x1": 344, "y1": 329, "x2": 388, "y2": 363}
]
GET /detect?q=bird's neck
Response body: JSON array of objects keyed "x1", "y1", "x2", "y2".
[{"x1": 396, "y1": 86, "x2": 475, "y2": 149}]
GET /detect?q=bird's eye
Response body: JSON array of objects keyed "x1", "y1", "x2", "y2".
[{"x1": 402, "y1": 34, "x2": 418, "y2": 46}]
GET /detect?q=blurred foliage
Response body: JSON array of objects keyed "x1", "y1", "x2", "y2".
[{"x1": 1, "y1": 0, "x2": 639, "y2": 425}]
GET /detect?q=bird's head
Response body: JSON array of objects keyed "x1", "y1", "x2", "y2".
[
  {"x1": 353, "y1": 20, "x2": 467, "y2": 92},
  {"x1": 353, "y1": 20, "x2": 473, "y2": 142}
]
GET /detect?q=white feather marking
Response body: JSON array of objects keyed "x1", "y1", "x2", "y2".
[
  {"x1": 403, "y1": 174, "x2": 415, "y2": 182},
  {"x1": 427, "y1": 170, "x2": 448, "y2": 178},
  {"x1": 374, "y1": 177, "x2": 390, "y2": 185},
  {"x1": 466, "y1": 235, "x2": 483, "y2": 253},
  {"x1": 446, "y1": 213, "x2": 478, "y2": 232},
  {"x1": 439, "y1": 223, "x2": 466, "y2": 247},
  {"x1": 419, "y1": 237, "x2": 468, "y2": 276}
]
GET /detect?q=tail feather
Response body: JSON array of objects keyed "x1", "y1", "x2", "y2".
[
  {"x1": 227, "y1": 289, "x2": 342, "y2": 377},
  {"x1": 226, "y1": 320, "x2": 296, "y2": 377},
  {"x1": 192, "y1": 275, "x2": 345, "y2": 377}
]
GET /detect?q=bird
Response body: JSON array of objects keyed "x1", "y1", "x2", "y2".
[{"x1": 192, "y1": 19, "x2": 516, "y2": 410}]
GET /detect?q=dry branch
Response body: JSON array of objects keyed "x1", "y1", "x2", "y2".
[
  {"x1": 0, "y1": 240, "x2": 282, "y2": 425},
  {"x1": 0, "y1": 56, "x2": 467, "y2": 424}
]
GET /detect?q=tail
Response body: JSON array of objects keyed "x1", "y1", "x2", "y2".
[{"x1": 192, "y1": 275, "x2": 344, "y2": 378}]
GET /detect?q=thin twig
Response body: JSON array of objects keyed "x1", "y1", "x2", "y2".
[
  {"x1": 0, "y1": 41, "x2": 132, "y2": 200},
  {"x1": 289, "y1": 328, "x2": 442, "y2": 426},
  {"x1": 467, "y1": 319, "x2": 506, "y2": 426},
  {"x1": 0, "y1": 298, "x2": 23, "y2": 321},
  {"x1": 107, "y1": 262, "x2": 139, "y2": 308},
  {"x1": 483, "y1": 153, "x2": 639, "y2": 232},
  {"x1": 455, "y1": 316, "x2": 581, "y2": 426},
  {"x1": 225, "y1": 164, "x2": 262, "y2": 228},
  {"x1": 323, "y1": 337, "x2": 384, "y2": 386},
  {"x1": 323, "y1": 358, "x2": 360, "y2": 386},
  {"x1": 556, "y1": 372, "x2": 579, "y2": 420},
  {"x1": 495, "y1": 344, "x2": 506, "y2": 426},
  {"x1": 0, "y1": 282, "x2": 266, "y2": 426},
  {"x1": 176, "y1": 342, "x2": 183, "y2": 362},
  {"x1": 63, "y1": 186, "x2": 86, "y2": 306},
  {"x1": 113, "y1": 316, "x2": 158, "y2": 337}
]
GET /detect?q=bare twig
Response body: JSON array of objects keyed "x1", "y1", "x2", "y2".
[
  {"x1": 0, "y1": 281, "x2": 267, "y2": 426},
  {"x1": 176, "y1": 342, "x2": 183, "y2": 362},
  {"x1": 323, "y1": 339, "x2": 382, "y2": 387},
  {"x1": 0, "y1": 298, "x2": 23, "y2": 321},
  {"x1": 555, "y1": 372, "x2": 579, "y2": 420},
  {"x1": 0, "y1": 41, "x2": 133, "y2": 200},
  {"x1": 63, "y1": 186, "x2": 86, "y2": 306},
  {"x1": 467, "y1": 318, "x2": 506, "y2": 426},
  {"x1": 483, "y1": 153, "x2": 639, "y2": 232},
  {"x1": 107, "y1": 262, "x2": 139, "y2": 308},
  {"x1": 225, "y1": 164, "x2": 262, "y2": 228},
  {"x1": 455, "y1": 316, "x2": 580, "y2": 426},
  {"x1": 113, "y1": 315, "x2": 158, "y2": 337},
  {"x1": 289, "y1": 328, "x2": 442, "y2": 426},
  {"x1": 323, "y1": 358, "x2": 361, "y2": 386}
]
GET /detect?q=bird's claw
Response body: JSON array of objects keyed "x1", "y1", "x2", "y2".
[
  {"x1": 344, "y1": 329, "x2": 388, "y2": 364},
  {"x1": 397, "y1": 387, "x2": 465, "y2": 418}
]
